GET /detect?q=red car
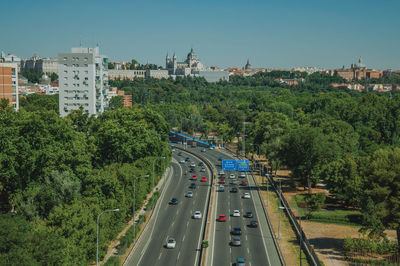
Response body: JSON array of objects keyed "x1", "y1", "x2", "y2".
[
  {"x1": 219, "y1": 179, "x2": 225, "y2": 184},
  {"x1": 241, "y1": 180, "x2": 248, "y2": 186},
  {"x1": 218, "y1": 214, "x2": 226, "y2": 222},
  {"x1": 191, "y1": 175, "x2": 197, "y2": 180},
  {"x1": 201, "y1": 176, "x2": 207, "y2": 182}
]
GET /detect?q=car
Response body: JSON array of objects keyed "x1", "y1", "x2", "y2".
[
  {"x1": 239, "y1": 172, "x2": 246, "y2": 178},
  {"x1": 241, "y1": 180, "x2": 248, "y2": 186},
  {"x1": 201, "y1": 176, "x2": 207, "y2": 182},
  {"x1": 198, "y1": 162, "x2": 204, "y2": 166},
  {"x1": 243, "y1": 193, "x2": 251, "y2": 199},
  {"x1": 186, "y1": 191, "x2": 193, "y2": 198},
  {"x1": 231, "y1": 237, "x2": 241, "y2": 246},
  {"x1": 249, "y1": 220, "x2": 258, "y2": 228},
  {"x1": 190, "y1": 183, "x2": 196, "y2": 189},
  {"x1": 218, "y1": 185, "x2": 225, "y2": 192},
  {"x1": 200, "y1": 167, "x2": 206, "y2": 172},
  {"x1": 193, "y1": 211, "x2": 202, "y2": 219},
  {"x1": 218, "y1": 214, "x2": 226, "y2": 222},
  {"x1": 190, "y1": 162, "x2": 196, "y2": 168},
  {"x1": 191, "y1": 174, "x2": 197, "y2": 180},
  {"x1": 219, "y1": 170, "x2": 225, "y2": 175},
  {"x1": 179, "y1": 158, "x2": 185, "y2": 164},
  {"x1": 232, "y1": 227, "x2": 242, "y2": 235},
  {"x1": 201, "y1": 148, "x2": 206, "y2": 152},
  {"x1": 236, "y1": 258, "x2": 246, "y2": 266},
  {"x1": 209, "y1": 146, "x2": 214, "y2": 150},
  {"x1": 178, "y1": 152, "x2": 182, "y2": 156},
  {"x1": 233, "y1": 210, "x2": 240, "y2": 217},
  {"x1": 169, "y1": 198, "x2": 178, "y2": 205},
  {"x1": 171, "y1": 148, "x2": 175, "y2": 152},
  {"x1": 230, "y1": 186, "x2": 238, "y2": 193},
  {"x1": 219, "y1": 179, "x2": 225, "y2": 184},
  {"x1": 218, "y1": 156, "x2": 223, "y2": 161},
  {"x1": 166, "y1": 237, "x2": 176, "y2": 249},
  {"x1": 185, "y1": 157, "x2": 190, "y2": 162},
  {"x1": 245, "y1": 211, "x2": 253, "y2": 218},
  {"x1": 229, "y1": 174, "x2": 235, "y2": 179}
]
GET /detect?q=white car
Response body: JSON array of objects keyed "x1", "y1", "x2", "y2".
[
  {"x1": 172, "y1": 148, "x2": 176, "y2": 152},
  {"x1": 209, "y1": 146, "x2": 214, "y2": 150},
  {"x1": 219, "y1": 170, "x2": 225, "y2": 175},
  {"x1": 190, "y1": 162, "x2": 196, "y2": 168},
  {"x1": 239, "y1": 172, "x2": 246, "y2": 178},
  {"x1": 200, "y1": 167, "x2": 206, "y2": 172},
  {"x1": 186, "y1": 191, "x2": 193, "y2": 198},
  {"x1": 233, "y1": 210, "x2": 240, "y2": 217},
  {"x1": 166, "y1": 237, "x2": 176, "y2": 248},
  {"x1": 229, "y1": 174, "x2": 235, "y2": 179},
  {"x1": 243, "y1": 193, "x2": 251, "y2": 199},
  {"x1": 179, "y1": 158, "x2": 185, "y2": 164},
  {"x1": 193, "y1": 211, "x2": 202, "y2": 219}
]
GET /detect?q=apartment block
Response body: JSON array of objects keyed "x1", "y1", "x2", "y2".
[
  {"x1": 0, "y1": 62, "x2": 19, "y2": 110},
  {"x1": 58, "y1": 46, "x2": 109, "y2": 117}
]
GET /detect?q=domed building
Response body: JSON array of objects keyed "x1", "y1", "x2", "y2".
[
  {"x1": 166, "y1": 48, "x2": 205, "y2": 75},
  {"x1": 40, "y1": 73, "x2": 51, "y2": 85},
  {"x1": 244, "y1": 59, "x2": 252, "y2": 70}
]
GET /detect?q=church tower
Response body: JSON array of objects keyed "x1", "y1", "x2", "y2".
[{"x1": 245, "y1": 59, "x2": 252, "y2": 70}]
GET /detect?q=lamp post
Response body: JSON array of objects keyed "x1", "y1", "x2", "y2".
[
  {"x1": 278, "y1": 179, "x2": 284, "y2": 242},
  {"x1": 151, "y1": 156, "x2": 166, "y2": 209},
  {"x1": 133, "y1": 175, "x2": 149, "y2": 243},
  {"x1": 250, "y1": 143, "x2": 262, "y2": 182},
  {"x1": 97, "y1": 208, "x2": 120, "y2": 266},
  {"x1": 266, "y1": 173, "x2": 270, "y2": 207}
]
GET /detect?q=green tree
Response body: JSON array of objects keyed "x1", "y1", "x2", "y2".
[{"x1": 109, "y1": 96, "x2": 124, "y2": 110}]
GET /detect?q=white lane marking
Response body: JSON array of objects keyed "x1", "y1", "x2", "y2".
[
  {"x1": 177, "y1": 251, "x2": 181, "y2": 260},
  {"x1": 135, "y1": 163, "x2": 176, "y2": 265},
  {"x1": 183, "y1": 234, "x2": 186, "y2": 242},
  {"x1": 187, "y1": 221, "x2": 189, "y2": 227},
  {"x1": 172, "y1": 221, "x2": 175, "y2": 227},
  {"x1": 247, "y1": 247, "x2": 250, "y2": 254},
  {"x1": 246, "y1": 235, "x2": 248, "y2": 241},
  {"x1": 158, "y1": 253, "x2": 162, "y2": 260},
  {"x1": 249, "y1": 173, "x2": 271, "y2": 266}
]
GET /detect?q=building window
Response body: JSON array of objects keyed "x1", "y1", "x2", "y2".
[
  {"x1": 64, "y1": 64, "x2": 67, "y2": 67},
  {"x1": 84, "y1": 64, "x2": 88, "y2": 67},
  {"x1": 64, "y1": 77, "x2": 68, "y2": 80},
  {"x1": 84, "y1": 58, "x2": 88, "y2": 62},
  {"x1": 64, "y1": 70, "x2": 68, "y2": 74},
  {"x1": 64, "y1": 57, "x2": 67, "y2": 61},
  {"x1": 85, "y1": 70, "x2": 88, "y2": 74}
]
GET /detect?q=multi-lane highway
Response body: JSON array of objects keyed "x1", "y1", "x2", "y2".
[
  {"x1": 125, "y1": 150, "x2": 212, "y2": 266},
  {"x1": 125, "y1": 144, "x2": 282, "y2": 266}
]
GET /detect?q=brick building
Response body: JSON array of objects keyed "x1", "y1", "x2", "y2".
[
  {"x1": 334, "y1": 58, "x2": 382, "y2": 81},
  {"x1": 0, "y1": 62, "x2": 19, "y2": 110}
]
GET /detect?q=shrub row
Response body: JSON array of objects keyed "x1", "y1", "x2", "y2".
[{"x1": 343, "y1": 237, "x2": 398, "y2": 255}]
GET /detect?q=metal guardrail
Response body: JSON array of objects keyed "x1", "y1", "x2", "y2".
[
  {"x1": 174, "y1": 146, "x2": 215, "y2": 266},
  {"x1": 265, "y1": 168, "x2": 322, "y2": 266}
]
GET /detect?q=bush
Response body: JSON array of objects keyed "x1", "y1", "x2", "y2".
[
  {"x1": 103, "y1": 255, "x2": 121, "y2": 266},
  {"x1": 304, "y1": 193, "x2": 326, "y2": 213},
  {"x1": 343, "y1": 237, "x2": 398, "y2": 255},
  {"x1": 309, "y1": 210, "x2": 362, "y2": 226}
]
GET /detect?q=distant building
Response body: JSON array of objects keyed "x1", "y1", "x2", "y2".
[
  {"x1": 21, "y1": 55, "x2": 58, "y2": 74},
  {"x1": 146, "y1": 69, "x2": 169, "y2": 79},
  {"x1": 244, "y1": 59, "x2": 252, "y2": 70},
  {"x1": 0, "y1": 62, "x2": 19, "y2": 110},
  {"x1": 192, "y1": 70, "x2": 229, "y2": 82},
  {"x1": 166, "y1": 49, "x2": 205, "y2": 75},
  {"x1": 291, "y1": 66, "x2": 322, "y2": 74},
  {"x1": 58, "y1": 46, "x2": 109, "y2": 117},
  {"x1": 1, "y1": 52, "x2": 22, "y2": 71},
  {"x1": 277, "y1": 78, "x2": 304, "y2": 86},
  {"x1": 108, "y1": 87, "x2": 132, "y2": 108},
  {"x1": 108, "y1": 69, "x2": 146, "y2": 80},
  {"x1": 334, "y1": 58, "x2": 383, "y2": 81}
]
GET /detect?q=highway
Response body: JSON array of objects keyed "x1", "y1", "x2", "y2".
[
  {"x1": 187, "y1": 145, "x2": 282, "y2": 266},
  {"x1": 124, "y1": 150, "x2": 212, "y2": 266}
]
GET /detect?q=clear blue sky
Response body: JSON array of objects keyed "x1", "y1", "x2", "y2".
[{"x1": 1, "y1": 0, "x2": 399, "y2": 70}]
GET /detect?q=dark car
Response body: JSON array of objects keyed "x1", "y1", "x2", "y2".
[
  {"x1": 218, "y1": 156, "x2": 223, "y2": 161},
  {"x1": 246, "y1": 211, "x2": 253, "y2": 218},
  {"x1": 249, "y1": 220, "x2": 258, "y2": 228},
  {"x1": 178, "y1": 152, "x2": 182, "y2": 156},
  {"x1": 185, "y1": 157, "x2": 190, "y2": 162},
  {"x1": 230, "y1": 187, "x2": 238, "y2": 193},
  {"x1": 198, "y1": 162, "x2": 204, "y2": 166},
  {"x1": 236, "y1": 258, "x2": 246, "y2": 266},
  {"x1": 189, "y1": 168, "x2": 195, "y2": 173},
  {"x1": 232, "y1": 227, "x2": 242, "y2": 235},
  {"x1": 169, "y1": 198, "x2": 178, "y2": 205},
  {"x1": 190, "y1": 183, "x2": 197, "y2": 189}
]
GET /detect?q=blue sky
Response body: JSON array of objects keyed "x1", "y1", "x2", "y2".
[{"x1": 1, "y1": 0, "x2": 399, "y2": 69}]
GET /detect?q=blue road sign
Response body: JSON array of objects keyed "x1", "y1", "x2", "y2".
[
  {"x1": 222, "y1": 160, "x2": 237, "y2": 171},
  {"x1": 237, "y1": 160, "x2": 249, "y2": 171}
]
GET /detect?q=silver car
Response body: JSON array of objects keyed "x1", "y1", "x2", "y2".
[
  {"x1": 186, "y1": 191, "x2": 193, "y2": 198},
  {"x1": 166, "y1": 237, "x2": 176, "y2": 248}
]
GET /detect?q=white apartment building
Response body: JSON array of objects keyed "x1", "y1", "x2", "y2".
[{"x1": 58, "y1": 46, "x2": 109, "y2": 117}]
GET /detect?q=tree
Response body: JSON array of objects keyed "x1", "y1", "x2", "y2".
[
  {"x1": 49, "y1": 72, "x2": 58, "y2": 82},
  {"x1": 361, "y1": 147, "x2": 400, "y2": 250},
  {"x1": 282, "y1": 125, "x2": 340, "y2": 193},
  {"x1": 109, "y1": 96, "x2": 124, "y2": 110}
]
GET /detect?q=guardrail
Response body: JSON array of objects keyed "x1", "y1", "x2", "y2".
[
  {"x1": 174, "y1": 146, "x2": 215, "y2": 266},
  {"x1": 265, "y1": 170, "x2": 322, "y2": 266}
]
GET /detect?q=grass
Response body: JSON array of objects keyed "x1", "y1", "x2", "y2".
[{"x1": 292, "y1": 194, "x2": 363, "y2": 227}]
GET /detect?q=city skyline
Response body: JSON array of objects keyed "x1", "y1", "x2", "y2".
[{"x1": 1, "y1": 0, "x2": 400, "y2": 70}]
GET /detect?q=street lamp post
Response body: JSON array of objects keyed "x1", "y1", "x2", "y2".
[
  {"x1": 97, "y1": 208, "x2": 120, "y2": 266},
  {"x1": 133, "y1": 175, "x2": 149, "y2": 243},
  {"x1": 278, "y1": 179, "x2": 284, "y2": 242},
  {"x1": 151, "y1": 156, "x2": 166, "y2": 209}
]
